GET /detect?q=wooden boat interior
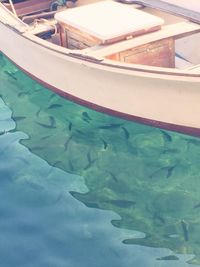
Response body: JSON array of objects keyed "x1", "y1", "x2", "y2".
[{"x1": 2, "y1": 0, "x2": 200, "y2": 71}]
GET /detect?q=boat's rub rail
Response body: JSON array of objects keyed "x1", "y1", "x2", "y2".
[{"x1": 85, "y1": 21, "x2": 200, "y2": 59}]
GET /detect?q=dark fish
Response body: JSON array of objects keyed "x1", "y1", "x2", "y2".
[
  {"x1": 76, "y1": 130, "x2": 86, "y2": 135},
  {"x1": 36, "y1": 122, "x2": 55, "y2": 129},
  {"x1": 121, "y1": 126, "x2": 130, "y2": 139},
  {"x1": 186, "y1": 139, "x2": 200, "y2": 146},
  {"x1": 84, "y1": 202, "x2": 100, "y2": 209},
  {"x1": 12, "y1": 116, "x2": 26, "y2": 121},
  {"x1": 181, "y1": 220, "x2": 189, "y2": 241},
  {"x1": 16, "y1": 157, "x2": 29, "y2": 165},
  {"x1": 149, "y1": 165, "x2": 175, "y2": 179},
  {"x1": 84, "y1": 151, "x2": 97, "y2": 170},
  {"x1": 82, "y1": 111, "x2": 92, "y2": 121},
  {"x1": 40, "y1": 135, "x2": 51, "y2": 140},
  {"x1": 104, "y1": 199, "x2": 136, "y2": 208},
  {"x1": 160, "y1": 130, "x2": 172, "y2": 142},
  {"x1": 48, "y1": 104, "x2": 62, "y2": 109},
  {"x1": 36, "y1": 116, "x2": 56, "y2": 129},
  {"x1": 154, "y1": 213, "x2": 165, "y2": 224},
  {"x1": 100, "y1": 138, "x2": 108, "y2": 149},
  {"x1": 68, "y1": 122, "x2": 72, "y2": 131},
  {"x1": 157, "y1": 255, "x2": 179, "y2": 261},
  {"x1": 30, "y1": 146, "x2": 44, "y2": 151},
  {"x1": 109, "y1": 172, "x2": 118, "y2": 182},
  {"x1": 68, "y1": 160, "x2": 75, "y2": 172},
  {"x1": 0, "y1": 131, "x2": 5, "y2": 136},
  {"x1": 49, "y1": 116, "x2": 56, "y2": 127},
  {"x1": 36, "y1": 108, "x2": 41, "y2": 117},
  {"x1": 162, "y1": 149, "x2": 179, "y2": 154},
  {"x1": 194, "y1": 203, "x2": 200, "y2": 209},
  {"x1": 8, "y1": 129, "x2": 16, "y2": 133},
  {"x1": 26, "y1": 181, "x2": 44, "y2": 191},
  {"x1": 18, "y1": 91, "x2": 29, "y2": 97},
  {"x1": 53, "y1": 161, "x2": 63, "y2": 167},
  {"x1": 4, "y1": 70, "x2": 17, "y2": 80},
  {"x1": 64, "y1": 135, "x2": 73, "y2": 151},
  {"x1": 166, "y1": 165, "x2": 175, "y2": 178},
  {"x1": 98, "y1": 123, "x2": 123, "y2": 130},
  {"x1": 49, "y1": 93, "x2": 58, "y2": 100},
  {"x1": 82, "y1": 118, "x2": 91, "y2": 123}
]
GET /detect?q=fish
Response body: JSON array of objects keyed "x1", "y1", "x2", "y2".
[
  {"x1": 16, "y1": 157, "x2": 29, "y2": 165},
  {"x1": 40, "y1": 135, "x2": 51, "y2": 140},
  {"x1": 100, "y1": 138, "x2": 108, "y2": 149},
  {"x1": 47, "y1": 104, "x2": 62, "y2": 109},
  {"x1": 7, "y1": 129, "x2": 16, "y2": 133},
  {"x1": 104, "y1": 199, "x2": 136, "y2": 208},
  {"x1": 194, "y1": 203, "x2": 200, "y2": 209},
  {"x1": 26, "y1": 181, "x2": 44, "y2": 191},
  {"x1": 166, "y1": 165, "x2": 176, "y2": 178},
  {"x1": 30, "y1": 146, "x2": 44, "y2": 151},
  {"x1": 154, "y1": 213, "x2": 165, "y2": 224},
  {"x1": 108, "y1": 172, "x2": 118, "y2": 182},
  {"x1": 84, "y1": 202, "x2": 100, "y2": 209},
  {"x1": 0, "y1": 131, "x2": 5, "y2": 136},
  {"x1": 36, "y1": 116, "x2": 56, "y2": 129},
  {"x1": 64, "y1": 135, "x2": 73, "y2": 151},
  {"x1": 84, "y1": 151, "x2": 97, "y2": 170},
  {"x1": 12, "y1": 116, "x2": 26, "y2": 121},
  {"x1": 18, "y1": 91, "x2": 29, "y2": 97},
  {"x1": 4, "y1": 70, "x2": 17, "y2": 80},
  {"x1": 186, "y1": 139, "x2": 200, "y2": 146},
  {"x1": 36, "y1": 108, "x2": 41, "y2": 117},
  {"x1": 160, "y1": 130, "x2": 172, "y2": 142},
  {"x1": 121, "y1": 126, "x2": 130, "y2": 139},
  {"x1": 82, "y1": 111, "x2": 92, "y2": 122},
  {"x1": 49, "y1": 116, "x2": 56, "y2": 127},
  {"x1": 162, "y1": 148, "x2": 179, "y2": 154},
  {"x1": 53, "y1": 161, "x2": 63, "y2": 167},
  {"x1": 149, "y1": 165, "x2": 175, "y2": 179},
  {"x1": 181, "y1": 220, "x2": 189, "y2": 241},
  {"x1": 98, "y1": 123, "x2": 123, "y2": 130},
  {"x1": 68, "y1": 159, "x2": 75, "y2": 172},
  {"x1": 68, "y1": 122, "x2": 72, "y2": 131},
  {"x1": 75, "y1": 130, "x2": 86, "y2": 135},
  {"x1": 157, "y1": 255, "x2": 179, "y2": 261}
]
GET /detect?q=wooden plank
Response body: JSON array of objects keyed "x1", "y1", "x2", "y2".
[{"x1": 127, "y1": 0, "x2": 200, "y2": 24}]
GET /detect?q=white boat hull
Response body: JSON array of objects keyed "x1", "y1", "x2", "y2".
[{"x1": 1, "y1": 8, "x2": 200, "y2": 136}]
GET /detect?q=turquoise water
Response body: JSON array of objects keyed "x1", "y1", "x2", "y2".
[{"x1": 0, "y1": 53, "x2": 200, "y2": 266}]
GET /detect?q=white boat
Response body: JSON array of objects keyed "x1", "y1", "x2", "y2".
[{"x1": 1, "y1": 0, "x2": 200, "y2": 136}]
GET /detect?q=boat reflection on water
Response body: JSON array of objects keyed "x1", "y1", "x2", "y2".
[{"x1": 0, "y1": 54, "x2": 200, "y2": 266}]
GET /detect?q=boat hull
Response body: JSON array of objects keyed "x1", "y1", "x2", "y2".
[{"x1": 1, "y1": 18, "x2": 200, "y2": 136}]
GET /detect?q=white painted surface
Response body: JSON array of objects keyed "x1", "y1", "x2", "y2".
[{"x1": 55, "y1": 0, "x2": 164, "y2": 42}]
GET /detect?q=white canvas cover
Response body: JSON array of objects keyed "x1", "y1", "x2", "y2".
[{"x1": 55, "y1": 0, "x2": 164, "y2": 43}]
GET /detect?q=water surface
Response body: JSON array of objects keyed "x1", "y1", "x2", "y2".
[{"x1": 0, "y1": 53, "x2": 200, "y2": 266}]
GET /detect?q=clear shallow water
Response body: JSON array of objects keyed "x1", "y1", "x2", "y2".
[{"x1": 0, "y1": 53, "x2": 200, "y2": 266}]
